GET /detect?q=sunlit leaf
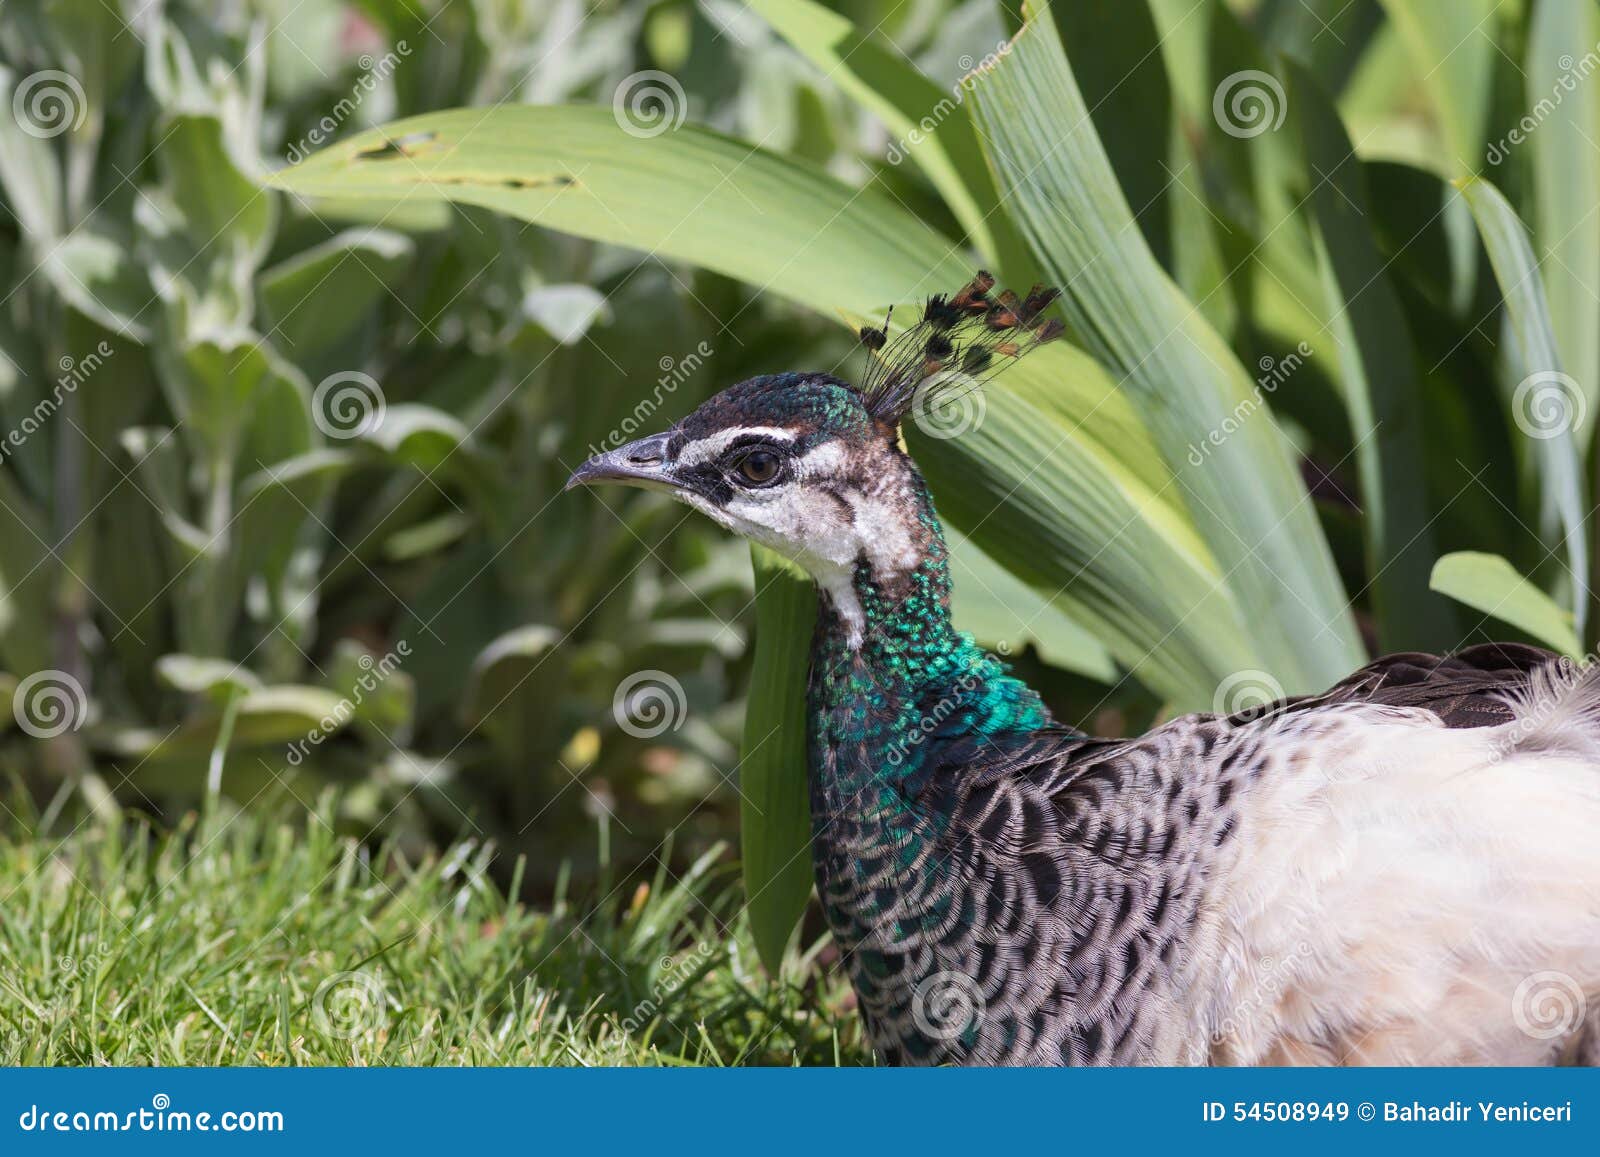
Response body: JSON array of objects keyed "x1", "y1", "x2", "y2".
[{"x1": 1430, "y1": 551, "x2": 1582, "y2": 658}]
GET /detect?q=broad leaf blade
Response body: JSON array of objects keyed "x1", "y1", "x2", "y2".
[
  {"x1": 268, "y1": 105, "x2": 971, "y2": 319},
  {"x1": 1377, "y1": 0, "x2": 1496, "y2": 173},
  {"x1": 1286, "y1": 62, "x2": 1456, "y2": 652},
  {"x1": 1377, "y1": 0, "x2": 1496, "y2": 309},
  {"x1": 1457, "y1": 176, "x2": 1589, "y2": 636},
  {"x1": 1051, "y1": 0, "x2": 1173, "y2": 271},
  {"x1": 745, "y1": 0, "x2": 1032, "y2": 275},
  {"x1": 1430, "y1": 551, "x2": 1582, "y2": 659},
  {"x1": 741, "y1": 545, "x2": 815, "y2": 974},
  {"x1": 1527, "y1": 0, "x2": 1600, "y2": 447},
  {"x1": 969, "y1": 13, "x2": 1364, "y2": 692}
]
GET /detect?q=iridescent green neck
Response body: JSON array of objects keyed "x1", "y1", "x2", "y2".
[{"x1": 805, "y1": 472, "x2": 1050, "y2": 805}]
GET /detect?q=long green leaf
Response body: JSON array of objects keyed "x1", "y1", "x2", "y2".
[
  {"x1": 1286, "y1": 61, "x2": 1456, "y2": 651},
  {"x1": 1051, "y1": 0, "x2": 1173, "y2": 271},
  {"x1": 1378, "y1": 0, "x2": 1496, "y2": 310},
  {"x1": 969, "y1": 12, "x2": 1364, "y2": 693},
  {"x1": 744, "y1": 0, "x2": 1032, "y2": 276},
  {"x1": 268, "y1": 106, "x2": 969, "y2": 321},
  {"x1": 740, "y1": 545, "x2": 815, "y2": 974},
  {"x1": 1377, "y1": 0, "x2": 1496, "y2": 174},
  {"x1": 1528, "y1": 0, "x2": 1600, "y2": 447},
  {"x1": 1457, "y1": 176, "x2": 1589, "y2": 637}
]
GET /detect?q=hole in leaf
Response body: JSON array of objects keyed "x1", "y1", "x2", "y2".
[{"x1": 353, "y1": 131, "x2": 439, "y2": 161}]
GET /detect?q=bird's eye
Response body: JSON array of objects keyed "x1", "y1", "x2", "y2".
[{"x1": 733, "y1": 448, "x2": 782, "y2": 487}]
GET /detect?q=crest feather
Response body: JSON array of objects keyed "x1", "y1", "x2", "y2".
[{"x1": 854, "y1": 272, "x2": 1064, "y2": 427}]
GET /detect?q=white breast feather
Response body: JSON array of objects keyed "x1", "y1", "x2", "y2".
[{"x1": 1198, "y1": 701, "x2": 1600, "y2": 1065}]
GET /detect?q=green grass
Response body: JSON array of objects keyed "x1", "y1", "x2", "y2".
[{"x1": 0, "y1": 796, "x2": 866, "y2": 1066}]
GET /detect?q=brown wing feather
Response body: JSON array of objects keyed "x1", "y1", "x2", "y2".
[{"x1": 1251, "y1": 642, "x2": 1558, "y2": 730}]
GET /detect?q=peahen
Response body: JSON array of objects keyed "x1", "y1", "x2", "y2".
[{"x1": 567, "y1": 273, "x2": 1600, "y2": 1066}]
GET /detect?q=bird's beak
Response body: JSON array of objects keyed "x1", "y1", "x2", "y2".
[{"x1": 564, "y1": 431, "x2": 681, "y2": 493}]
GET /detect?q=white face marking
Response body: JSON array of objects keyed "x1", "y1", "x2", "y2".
[
  {"x1": 675, "y1": 426, "x2": 797, "y2": 468},
  {"x1": 668, "y1": 435, "x2": 920, "y2": 648}
]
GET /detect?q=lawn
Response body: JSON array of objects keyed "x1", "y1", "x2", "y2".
[{"x1": 0, "y1": 799, "x2": 865, "y2": 1066}]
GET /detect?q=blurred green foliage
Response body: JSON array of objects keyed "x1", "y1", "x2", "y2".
[{"x1": 0, "y1": 0, "x2": 864, "y2": 876}]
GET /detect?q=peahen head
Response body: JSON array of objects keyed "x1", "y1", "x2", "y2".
[{"x1": 567, "y1": 273, "x2": 1062, "y2": 645}]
